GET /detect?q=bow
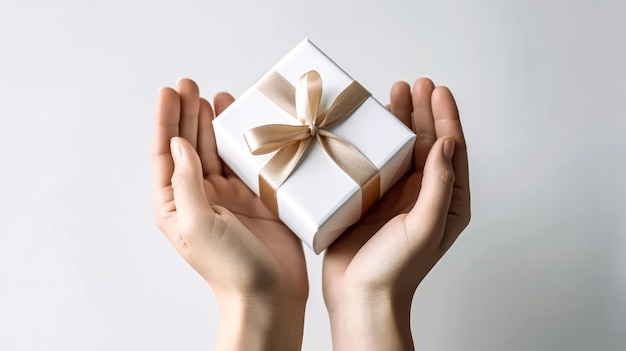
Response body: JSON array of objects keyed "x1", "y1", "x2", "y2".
[{"x1": 244, "y1": 70, "x2": 380, "y2": 217}]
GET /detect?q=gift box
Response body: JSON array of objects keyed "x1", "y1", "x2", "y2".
[{"x1": 213, "y1": 39, "x2": 416, "y2": 254}]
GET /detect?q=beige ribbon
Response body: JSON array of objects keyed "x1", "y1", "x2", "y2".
[{"x1": 244, "y1": 70, "x2": 380, "y2": 217}]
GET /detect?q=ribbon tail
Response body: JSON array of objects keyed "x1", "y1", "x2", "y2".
[
  {"x1": 317, "y1": 131, "x2": 380, "y2": 215},
  {"x1": 259, "y1": 139, "x2": 312, "y2": 217}
]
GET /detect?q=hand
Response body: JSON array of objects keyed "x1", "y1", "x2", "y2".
[
  {"x1": 322, "y1": 78, "x2": 471, "y2": 350},
  {"x1": 151, "y1": 79, "x2": 308, "y2": 350}
]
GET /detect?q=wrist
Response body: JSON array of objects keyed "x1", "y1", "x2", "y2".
[
  {"x1": 327, "y1": 289, "x2": 413, "y2": 351},
  {"x1": 215, "y1": 293, "x2": 306, "y2": 351}
]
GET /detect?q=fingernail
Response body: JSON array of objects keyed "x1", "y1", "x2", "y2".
[
  {"x1": 443, "y1": 138, "x2": 455, "y2": 161},
  {"x1": 170, "y1": 138, "x2": 182, "y2": 163}
]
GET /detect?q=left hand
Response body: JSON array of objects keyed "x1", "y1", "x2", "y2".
[{"x1": 322, "y1": 78, "x2": 471, "y2": 350}]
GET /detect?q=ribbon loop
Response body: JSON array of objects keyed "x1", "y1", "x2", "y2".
[
  {"x1": 245, "y1": 70, "x2": 380, "y2": 217},
  {"x1": 296, "y1": 70, "x2": 323, "y2": 127},
  {"x1": 245, "y1": 124, "x2": 311, "y2": 155}
]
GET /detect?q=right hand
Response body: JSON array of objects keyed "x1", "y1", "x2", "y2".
[{"x1": 151, "y1": 79, "x2": 308, "y2": 349}]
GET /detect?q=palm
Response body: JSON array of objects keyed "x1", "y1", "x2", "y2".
[{"x1": 201, "y1": 174, "x2": 307, "y2": 297}]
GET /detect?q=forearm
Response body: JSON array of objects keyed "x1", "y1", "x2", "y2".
[
  {"x1": 328, "y1": 292, "x2": 413, "y2": 351},
  {"x1": 215, "y1": 294, "x2": 306, "y2": 351}
]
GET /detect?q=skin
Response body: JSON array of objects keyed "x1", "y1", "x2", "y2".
[
  {"x1": 151, "y1": 79, "x2": 307, "y2": 350},
  {"x1": 151, "y1": 77, "x2": 470, "y2": 351},
  {"x1": 323, "y1": 79, "x2": 471, "y2": 350}
]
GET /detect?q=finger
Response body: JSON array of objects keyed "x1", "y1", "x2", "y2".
[
  {"x1": 431, "y1": 86, "x2": 469, "y2": 192},
  {"x1": 152, "y1": 87, "x2": 180, "y2": 203},
  {"x1": 152, "y1": 88, "x2": 180, "y2": 236},
  {"x1": 213, "y1": 92, "x2": 237, "y2": 177},
  {"x1": 176, "y1": 78, "x2": 200, "y2": 149},
  {"x1": 170, "y1": 137, "x2": 212, "y2": 223},
  {"x1": 390, "y1": 81, "x2": 412, "y2": 129},
  {"x1": 214, "y1": 92, "x2": 235, "y2": 116},
  {"x1": 412, "y1": 78, "x2": 436, "y2": 171},
  {"x1": 431, "y1": 87, "x2": 471, "y2": 252},
  {"x1": 197, "y1": 98, "x2": 222, "y2": 176},
  {"x1": 405, "y1": 138, "x2": 455, "y2": 247}
]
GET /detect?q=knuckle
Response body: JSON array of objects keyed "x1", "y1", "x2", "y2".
[
  {"x1": 437, "y1": 167, "x2": 455, "y2": 186},
  {"x1": 416, "y1": 131, "x2": 436, "y2": 144},
  {"x1": 170, "y1": 169, "x2": 195, "y2": 189},
  {"x1": 177, "y1": 215, "x2": 196, "y2": 234},
  {"x1": 178, "y1": 210, "x2": 214, "y2": 236}
]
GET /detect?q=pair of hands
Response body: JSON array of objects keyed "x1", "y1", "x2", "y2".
[{"x1": 151, "y1": 77, "x2": 470, "y2": 350}]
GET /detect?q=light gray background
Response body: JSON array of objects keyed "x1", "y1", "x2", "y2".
[{"x1": 1, "y1": 0, "x2": 624, "y2": 350}]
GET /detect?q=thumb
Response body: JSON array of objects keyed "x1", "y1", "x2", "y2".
[
  {"x1": 405, "y1": 137, "x2": 456, "y2": 243},
  {"x1": 170, "y1": 137, "x2": 210, "y2": 218}
]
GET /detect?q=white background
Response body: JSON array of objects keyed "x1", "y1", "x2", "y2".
[{"x1": 1, "y1": 0, "x2": 624, "y2": 350}]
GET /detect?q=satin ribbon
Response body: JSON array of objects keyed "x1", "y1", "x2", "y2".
[{"x1": 244, "y1": 70, "x2": 380, "y2": 217}]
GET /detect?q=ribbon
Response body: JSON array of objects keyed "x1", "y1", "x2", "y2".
[{"x1": 244, "y1": 70, "x2": 380, "y2": 217}]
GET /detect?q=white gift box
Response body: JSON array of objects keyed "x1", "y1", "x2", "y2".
[{"x1": 213, "y1": 39, "x2": 415, "y2": 254}]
